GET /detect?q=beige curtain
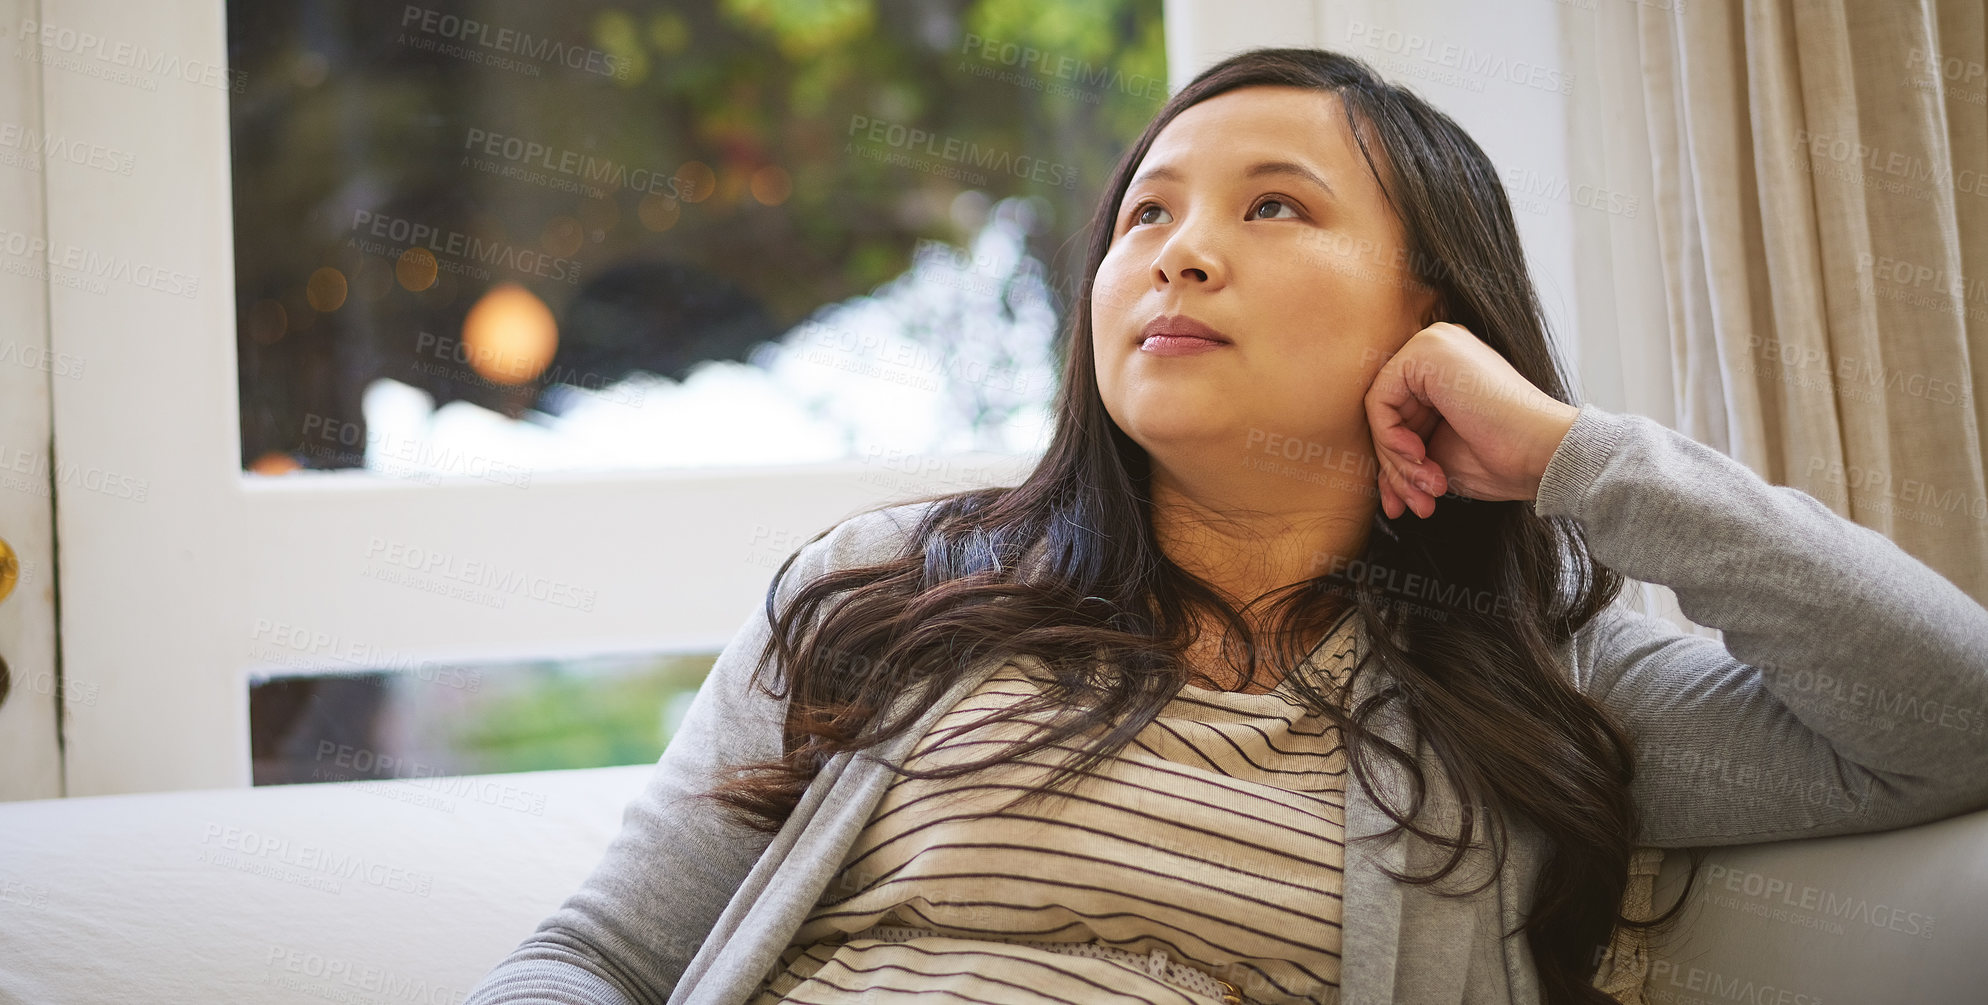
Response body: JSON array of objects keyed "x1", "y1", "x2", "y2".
[{"x1": 1637, "y1": 0, "x2": 1988, "y2": 604}]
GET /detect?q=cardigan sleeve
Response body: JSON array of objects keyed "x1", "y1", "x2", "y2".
[
  {"x1": 1534, "y1": 403, "x2": 1988, "y2": 847},
  {"x1": 462, "y1": 503, "x2": 927, "y2": 1004}
]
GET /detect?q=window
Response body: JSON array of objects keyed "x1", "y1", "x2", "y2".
[{"x1": 230, "y1": 0, "x2": 1168, "y2": 780}]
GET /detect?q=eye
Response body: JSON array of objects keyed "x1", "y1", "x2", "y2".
[
  {"x1": 1129, "y1": 200, "x2": 1172, "y2": 226},
  {"x1": 1251, "y1": 197, "x2": 1300, "y2": 220}
]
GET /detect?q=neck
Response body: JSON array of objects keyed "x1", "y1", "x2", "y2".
[{"x1": 1147, "y1": 458, "x2": 1377, "y2": 610}]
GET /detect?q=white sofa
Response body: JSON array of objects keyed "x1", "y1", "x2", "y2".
[
  {"x1": 1, "y1": 766, "x2": 1984, "y2": 1004},
  {"x1": 0, "y1": 766, "x2": 649, "y2": 1005}
]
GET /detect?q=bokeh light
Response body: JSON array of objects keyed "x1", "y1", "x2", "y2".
[
  {"x1": 674, "y1": 160, "x2": 716, "y2": 202},
  {"x1": 461, "y1": 283, "x2": 558, "y2": 385},
  {"x1": 248, "y1": 451, "x2": 303, "y2": 475},
  {"x1": 750, "y1": 165, "x2": 793, "y2": 206},
  {"x1": 305, "y1": 267, "x2": 347, "y2": 312},
  {"x1": 245, "y1": 299, "x2": 288, "y2": 345},
  {"x1": 395, "y1": 248, "x2": 439, "y2": 292},
  {"x1": 638, "y1": 194, "x2": 681, "y2": 231},
  {"x1": 541, "y1": 216, "x2": 585, "y2": 258}
]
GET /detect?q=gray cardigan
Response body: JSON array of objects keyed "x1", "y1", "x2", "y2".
[{"x1": 464, "y1": 403, "x2": 1988, "y2": 1005}]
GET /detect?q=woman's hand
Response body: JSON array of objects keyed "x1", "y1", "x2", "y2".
[{"x1": 1363, "y1": 322, "x2": 1581, "y2": 520}]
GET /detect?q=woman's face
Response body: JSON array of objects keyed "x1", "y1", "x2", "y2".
[{"x1": 1092, "y1": 85, "x2": 1439, "y2": 499}]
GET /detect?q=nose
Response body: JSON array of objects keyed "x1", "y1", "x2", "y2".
[{"x1": 1151, "y1": 218, "x2": 1225, "y2": 291}]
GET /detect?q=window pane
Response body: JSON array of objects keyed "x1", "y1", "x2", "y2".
[
  {"x1": 228, "y1": 0, "x2": 1168, "y2": 479},
  {"x1": 249, "y1": 650, "x2": 717, "y2": 785}
]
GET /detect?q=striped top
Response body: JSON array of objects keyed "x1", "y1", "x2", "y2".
[{"x1": 751, "y1": 611, "x2": 1361, "y2": 1005}]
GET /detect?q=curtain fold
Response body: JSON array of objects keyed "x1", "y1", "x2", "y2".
[{"x1": 1638, "y1": 0, "x2": 1988, "y2": 604}]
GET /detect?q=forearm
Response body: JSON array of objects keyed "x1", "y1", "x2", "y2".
[{"x1": 1534, "y1": 403, "x2": 1988, "y2": 779}]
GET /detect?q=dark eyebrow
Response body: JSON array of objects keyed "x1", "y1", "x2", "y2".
[
  {"x1": 1243, "y1": 160, "x2": 1336, "y2": 198},
  {"x1": 1128, "y1": 160, "x2": 1336, "y2": 199}
]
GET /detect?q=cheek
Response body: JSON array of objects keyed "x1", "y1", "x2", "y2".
[
  {"x1": 1088, "y1": 322, "x2": 1123, "y2": 411},
  {"x1": 1090, "y1": 251, "x2": 1140, "y2": 323},
  {"x1": 1275, "y1": 282, "x2": 1412, "y2": 378},
  {"x1": 1250, "y1": 331, "x2": 1388, "y2": 428},
  {"x1": 1283, "y1": 243, "x2": 1412, "y2": 320}
]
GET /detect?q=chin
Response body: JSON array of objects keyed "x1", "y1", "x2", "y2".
[{"x1": 1121, "y1": 409, "x2": 1238, "y2": 453}]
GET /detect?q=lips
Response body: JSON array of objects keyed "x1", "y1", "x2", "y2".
[{"x1": 1138, "y1": 314, "x2": 1231, "y2": 347}]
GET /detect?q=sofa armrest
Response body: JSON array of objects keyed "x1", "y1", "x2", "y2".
[{"x1": 1638, "y1": 804, "x2": 1988, "y2": 1003}]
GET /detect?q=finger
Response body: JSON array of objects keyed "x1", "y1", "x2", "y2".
[
  {"x1": 1379, "y1": 423, "x2": 1427, "y2": 465},
  {"x1": 1370, "y1": 407, "x2": 1435, "y2": 485},
  {"x1": 1368, "y1": 391, "x2": 1430, "y2": 464},
  {"x1": 1408, "y1": 467, "x2": 1435, "y2": 518},
  {"x1": 1365, "y1": 362, "x2": 1420, "y2": 464},
  {"x1": 1412, "y1": 457, "x2": 1447, "y2": 498},
  {"x1": 1385, "y1": 447, "x2": 1439, "y2": 505},
  {"x1": 1382, "y1": 453, "x2": 1429, "y2": 520},
  {"x1": 1397, "y1": 454, "x2": 1441, "y2": 517},
  {"x1": 1385, "y1": 461, "x2": 1421, "y2": 520},
  {"x1": 1376, "y1": 459, "x2": 1404, "y2": 520},
  {"x1": 1376, "y1": 458, "x2": 1401, "y2": 519},
  {"x1": 1369, "y1": 420, "x2": 1409, "y2": 521},
  {"x1": 1367, "y1": 352, "x2": 1442, "y2": 451},
  {"x1": 1405, "y1": 466, "x2": 1434, "y2": 518}
]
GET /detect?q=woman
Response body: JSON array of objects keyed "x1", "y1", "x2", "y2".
[{"x1": 466, "y1": 48, "x2": 1988, "y2": 1005}]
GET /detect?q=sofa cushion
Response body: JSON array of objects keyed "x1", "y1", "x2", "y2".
[{"x1": 0, "y1": 766, "x2": 650, "y2": 1005}]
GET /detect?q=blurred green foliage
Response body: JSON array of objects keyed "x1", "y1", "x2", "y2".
[{"x1": 437, "y1": 653, "x2": 715, "y2": 773}]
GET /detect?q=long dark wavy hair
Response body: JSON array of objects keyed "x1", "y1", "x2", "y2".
[{"x1": 703, "y1": 47, "x2": 1696, "y2": 1005}]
